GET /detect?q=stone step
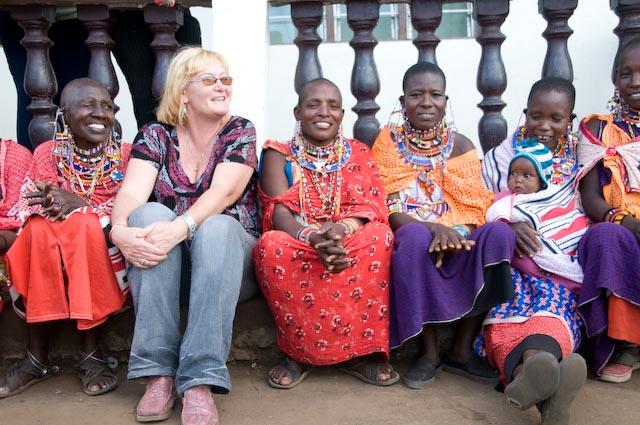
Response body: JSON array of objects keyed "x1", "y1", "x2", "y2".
[{"x1": 0, "y1": 295, "x2": 450, "y2": 367}]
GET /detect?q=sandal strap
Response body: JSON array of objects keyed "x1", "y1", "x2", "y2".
[
  {"x1": 22, "y1": 351, "x2": 58, "y2": 378},
  {"x1": 5, "y1": 352, "x2": 58, "y2": 391},
  {"x1": 79, "y1": 348, "x2": 118, "y2": 371}
]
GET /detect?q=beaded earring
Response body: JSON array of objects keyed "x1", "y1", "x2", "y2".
[
  {"x1": 292, "y1": 119, "x2": 303, "y2": 142},
  {"x1": 52, "y1": 108, "x2": 70, "y2": 143},
  {"x1": 608, "y1": 88, "x2": 623, "y2": 120}
]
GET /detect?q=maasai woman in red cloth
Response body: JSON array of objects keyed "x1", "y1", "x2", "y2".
[
  {"x1": 0, "y1": 138, "x2": 32, "y2": 312},
  {"x1": 0, "y1": 78, "x2": 131, "y2": 398},
  {"x1": 254, "y1": 78, "x2": 398, "y2": 388}
]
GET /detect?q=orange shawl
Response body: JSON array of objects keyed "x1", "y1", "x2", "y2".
[
  {"x1": 578, "y1": 113, "x2": 640, "y2": 217},
  {"x1": 371, "y1": 127, "x2": 492, "y2": 227}
]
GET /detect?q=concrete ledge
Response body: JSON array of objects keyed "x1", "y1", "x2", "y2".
[
  {"x1": 0, "y1": 294, "x2": 451, "y2": 367},
  {"x1": 0, "y1": 295, "x2": 280, "y2": 366}
]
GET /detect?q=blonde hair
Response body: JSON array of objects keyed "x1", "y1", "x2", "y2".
[{"x1": 156, "y1": 46, "x2": 230, "y2": 127}]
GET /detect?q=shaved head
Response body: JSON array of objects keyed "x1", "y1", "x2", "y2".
[
  {"x1": 60, "y1": 78, "x2": 110, "y2": 109},
  {"x1": 297, "y1": 78, "x2": 342, "y2": 108}
]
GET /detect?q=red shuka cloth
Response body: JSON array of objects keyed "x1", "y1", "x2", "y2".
[
  {"x1": 253, "y1": 139, "x2": 393, "y2": 365},
  {"x1": 6, "y1": 141, "x2": 131, "y2": 330}
]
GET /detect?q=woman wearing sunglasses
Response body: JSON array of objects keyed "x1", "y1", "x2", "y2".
[{"x1": 110, "y1": 47, "x2": 259, "y2": 425}]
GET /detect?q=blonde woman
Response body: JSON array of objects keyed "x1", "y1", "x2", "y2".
[{"x1": 110, "y1": 47, "x2": 258, "y2": 425}]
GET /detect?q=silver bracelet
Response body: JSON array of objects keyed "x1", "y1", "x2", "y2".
[{"x1": 178, "y1": 212, "x2": 198, "y2": 239}]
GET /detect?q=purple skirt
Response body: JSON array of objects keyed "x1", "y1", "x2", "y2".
[
  {"x1": 390, "y1": 221, "x2": 515, "y2": 348},
  {"x1": 577, "y1": 222, "x2": 640, "y2": 374}
]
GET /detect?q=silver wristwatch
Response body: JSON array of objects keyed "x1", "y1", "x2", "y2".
[{"x1": 179, "y1": 212, "x2": 198, "y2": 239}]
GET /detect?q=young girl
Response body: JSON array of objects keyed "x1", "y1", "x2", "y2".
[
  {"x1": 577, "y1": 37, "x2": 640, "y2": 384},
  {"x1": 481, "y1": 78, "x2": 588, "y2": 425}
]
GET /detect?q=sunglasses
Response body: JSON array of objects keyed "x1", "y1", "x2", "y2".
[{"x1": 191, "y1": 76, "x2": 233, "y2": 86}]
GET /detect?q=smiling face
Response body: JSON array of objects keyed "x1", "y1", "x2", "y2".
[
  {"x1": 524, "y1": 89, "x2": 573, "y2": 149},
  {"x1": 182, "y1": 59, "x2": 232, "y2": 120},
  {"x1": 508, "y1": 157, "x2": 542, "y2": 194},
  {"x1": 401, "y1": 71, "x2": 447, "y2": 130},
  {"x1": 294, "y1": 80, "x2": 344, "y2": 147},
  {"x1": 62, "y1": 82, "x2": 116, "y2": 149},
  {"x1": 616, "y1": 43, "x2": 640, "y2": 110}
]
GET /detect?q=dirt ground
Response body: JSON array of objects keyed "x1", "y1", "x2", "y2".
[{"x1": 1, "y1": 362, "x2": 638, "y2": 425}]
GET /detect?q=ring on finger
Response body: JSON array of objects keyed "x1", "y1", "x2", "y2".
[{"x1": 139, "y1": 258, "x2": 146, "y2": 266}]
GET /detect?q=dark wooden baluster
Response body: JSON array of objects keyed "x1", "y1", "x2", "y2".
[
  {"x1": 347, "y1": 1, "x2": 380, "y2": 146},
  {"x1": 611, "y1": 0, "x2": 640, "y2": 80},
  {"x1": 9, "y1": 6, "x2": 57, "y2": 149},
  {"x1": 411, "y1": 0, "x2": 443, "y2": 64},
  {"x1": 291, "y1": 2, "x2": 324, "y2": 94},
  {"x1": 474, "y1": 0, "x2": 509, "y2": 153},
  {"x1": 539, "y1": 0, "x2": 577, "y2": 81},
  {"x1": 143, "y1": 4, "x2": 184, "y2": 101},
  {"x1": 77, "y1": 5, "x2": 119, "y2": 99}
]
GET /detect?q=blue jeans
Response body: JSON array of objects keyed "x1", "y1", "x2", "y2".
[{"x1": 126, "y1": 203, "x2": 257, "y2": 395}]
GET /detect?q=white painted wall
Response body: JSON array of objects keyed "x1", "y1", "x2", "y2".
[
  {"x1": 266, "y1": 1, "x2": 619, "y2": 151},
  {"x1": 0, "y1": 2, "x2": 621, "y2": 153},
  {"x1": 210, "y1": 0, "x2": 268, "y2": 146}
]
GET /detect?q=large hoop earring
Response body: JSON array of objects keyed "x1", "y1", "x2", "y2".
[
  {"x1": 446, "y1": 97, "x2": 457, "y2": 131},
  {"x1": 385, "y1": 98, "x2": 403, "y2": 129}
]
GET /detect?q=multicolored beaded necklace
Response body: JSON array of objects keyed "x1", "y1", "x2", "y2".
[
  {"x1": 290, "y1": 132, "x2": 351, "y2": 222},
  {"x1": 393, "y1": 120, "x2": 453, "y2": 173},
  {"x1": 53, "y1": 130, "x2": 125, "y2": 202},
  {"x1": 619, "y1": 105, "x2": 640, "y2": 138},
  {"x1": 512, "y1": 126, "x2": 577, "y2": 186}
]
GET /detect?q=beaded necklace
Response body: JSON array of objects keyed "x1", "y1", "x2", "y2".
[
  {"x1": 289, "y1": 133, "x2": 351, "y2": 222},
  {"x1": 512, "y1": 126, "x2": 577, "y2": 186},
  {"x1": 53, "y1": 131, "x2": 125, "y2": 202},
  {"x1": 73, "y1": 143, "x2": 104, "y2": 157},
  {"x1": 393, "y1": 120, "x2": 453, "y2": 173},
  {"x1": 619, "y1": 105, "x2": 640, "y2": 138}
]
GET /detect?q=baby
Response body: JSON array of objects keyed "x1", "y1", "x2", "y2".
[
  {"x1": 507, "y1": 140, "x2": 553, "y2": 194},
  {"x1": 487, "y1": 139, "x2": 584, "y2": 283}
]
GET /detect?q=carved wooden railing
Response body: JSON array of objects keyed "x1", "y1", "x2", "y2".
[
  {"x1": 272, "y1": 0, "x2": 640, "y2": 152},
  {"x1": 1, "y1": 1, "x2": 209, "y2": 148}
]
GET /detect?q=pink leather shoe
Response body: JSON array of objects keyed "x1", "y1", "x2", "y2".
[
  {"x1": 181, "y1": 385, "x2": 218, "y2": 425},
  {"x1": 136, "y1": 376, "x2": 175, "y2": 422}
]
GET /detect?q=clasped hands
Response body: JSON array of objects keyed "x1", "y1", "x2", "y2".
[
  {"x1": 111, "y1": 220, "x2": 189, "y2": 269},
  {"x1": 24, "y1": 181, "x2": 88, "y2": 220},
  {"x1": 308, "y1": 222, "x2": 351, "y2": 273},
  {"x1": 428, "y1": 223, "x2": 476, "y2": 268}
]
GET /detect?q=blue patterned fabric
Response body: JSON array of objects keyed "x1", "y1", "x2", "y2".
[{"x1": 475, "y1": 269, "x2": 584, "y2": 355}]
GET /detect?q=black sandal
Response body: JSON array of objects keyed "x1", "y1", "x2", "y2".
[
  {"x1": 340, "y1": 358, "x2": 400, "y2": 387},
  {"x1": 77, "y1": 348, "x2": 119, "y2": 396},
  {"x1": 403, "y1": 354, "x2": 441, "y2": 389},
  {"x1": 0, "y1": 351, "x2": 58, "y2": 399},
  {"x1": 268, "y1": 357, "x2": 313, "y2": 389}
]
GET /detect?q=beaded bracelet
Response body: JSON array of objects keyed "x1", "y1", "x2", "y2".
[
  {"x1": 452, "y1": 224, "x2": 471, "y2": 239},
  {"x1": 339, "y1": 218, "x2": 360, "y2": 235},
  {"x1": 603, "y1": 207, "x2": 620, "y2": 223},
  {"x1": 612, "y1": 210, "x2": 631, "y2": 225},
  {"x1": 296, "y1": 224, "x2": 319, "y2": 244},
  {"x1": 387, "y1": 198, "x2": 403, "y2": 216}
]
